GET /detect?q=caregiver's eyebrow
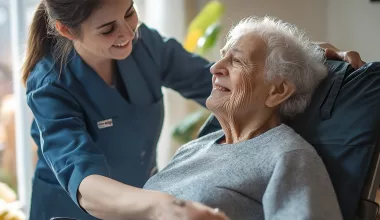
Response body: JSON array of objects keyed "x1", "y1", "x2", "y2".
[{"x1": 96, "y1": 1, "x2": 135, "y2": 29}]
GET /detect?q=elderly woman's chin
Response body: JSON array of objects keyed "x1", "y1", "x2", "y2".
[{"x1": 205, "y1": 89, "x2": 231, "y2": 112}]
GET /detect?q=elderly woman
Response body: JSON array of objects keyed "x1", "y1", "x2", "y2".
[{"x1": 143, "y1": 16, "x2": 342, "y2": 220}]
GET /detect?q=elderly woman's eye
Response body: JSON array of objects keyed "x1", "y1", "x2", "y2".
[{"x1": 233, "y1": 58, "x2": 241, "y2": 64}]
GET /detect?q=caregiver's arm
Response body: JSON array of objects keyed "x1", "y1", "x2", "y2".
[
  {"x1": 138, "y1": 23, "x2": 213, "y2": 107},
  {"x1": 262, "y1": 149, "x2": 343, "y2": 220},
  {"x1": 78, "y1": 175, "x2": 165, "y2": 219},
  {"x1": 79, "y1": 176, "x2": 230, "y2": 220}
]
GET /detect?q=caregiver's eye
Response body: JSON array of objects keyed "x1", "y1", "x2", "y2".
[
  {"x1": 102, "y1": 26, "x2": 115, "y2": 36},
  {"x1": 125, "y1": 11, "x2": 135, "y2": 18}
]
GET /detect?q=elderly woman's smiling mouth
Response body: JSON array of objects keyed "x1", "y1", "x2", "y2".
[{"x1": 212, "y1": 76, "x2": 231, "y2": 93}]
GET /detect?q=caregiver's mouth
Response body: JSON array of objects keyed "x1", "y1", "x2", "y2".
[
  {"x1": 214, "y1": 85, "x2": 231, "y2": 92},
  {"x1": 113, "y1": 41, "x2": 130, "y2": 48}
]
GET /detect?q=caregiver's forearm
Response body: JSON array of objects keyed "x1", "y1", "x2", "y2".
[
  {"x1": 314, "y1": 42, "x2": 340, "y2": 52},
  {"x1": 78, "y1": 175, "x2": 157, "y2": 220}
]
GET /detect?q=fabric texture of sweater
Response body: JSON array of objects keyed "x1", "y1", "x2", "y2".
[{"x1": 144, "y1": 124, "x2": 342, "y2": 220}]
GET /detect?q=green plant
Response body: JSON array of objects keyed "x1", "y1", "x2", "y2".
[{"x1": 172, "y1": 109, "x2": 210, "y2": 144}]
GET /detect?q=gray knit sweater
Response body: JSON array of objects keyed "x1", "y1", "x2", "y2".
[{"x1": 144, "y1": 124, "x2": 342, "y2": 220}]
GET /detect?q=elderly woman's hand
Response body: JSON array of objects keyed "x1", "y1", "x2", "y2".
[{"x1": 325, "y1": 48, "x2": 366, "y2": 69}]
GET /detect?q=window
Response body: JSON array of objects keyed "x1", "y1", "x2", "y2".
[{"x1": 0, "y1": 0, "x2": 38, "y2": 217}]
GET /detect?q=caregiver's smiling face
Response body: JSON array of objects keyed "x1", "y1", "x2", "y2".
[{"x1": 206, "y1": 33, "x2": 270, "y2": 119}]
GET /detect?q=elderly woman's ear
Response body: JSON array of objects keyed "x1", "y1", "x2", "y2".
[{"x1": 265, "y1": 79, "x2": 296, "y2": 108}]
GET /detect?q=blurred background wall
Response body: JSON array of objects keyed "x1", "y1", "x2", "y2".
[
  {"x1": 200, "y1": 0, "x2": 379, "y2": 62},
  {"x1": 327, "y1": 0, "x2": 380, "y2": 62}
]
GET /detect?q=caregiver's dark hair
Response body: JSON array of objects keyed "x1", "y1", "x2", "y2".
[{"x1": 22, "y1": 0, "x2": 101, "y2": 85}]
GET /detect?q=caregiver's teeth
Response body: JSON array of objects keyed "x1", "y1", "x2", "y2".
[{"x1": 114, "y1": 41, "x2": 128, "y2": 47}]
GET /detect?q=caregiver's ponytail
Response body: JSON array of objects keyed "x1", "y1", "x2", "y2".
[{"x1": 22, "y1": 1, "x2": 51, "y2": 85}]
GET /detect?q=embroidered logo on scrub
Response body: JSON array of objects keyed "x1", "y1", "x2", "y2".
[{"x1": 97, "y1": 119, "x2": 113, "y2": 129}]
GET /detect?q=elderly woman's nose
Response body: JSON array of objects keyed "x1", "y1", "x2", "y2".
[{"x1": 210, "y1": 62, "x2": 228, "y2": 76}]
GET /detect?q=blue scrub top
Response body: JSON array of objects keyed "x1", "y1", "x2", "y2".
[{"x1": 26, "y1": 23, "x2": 213, "y2": 220}]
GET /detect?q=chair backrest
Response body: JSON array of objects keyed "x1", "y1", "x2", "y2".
[
  {"x1": 356, "y1": 135, "x2": 380, "y2": 220},
  {"x1": 197, "y1": 61, "x2": 380, "y2": 220}
]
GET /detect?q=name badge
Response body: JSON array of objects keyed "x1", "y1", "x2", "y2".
[{"x1": 97, "y1": 119, "x2": 113, "y2": 129}]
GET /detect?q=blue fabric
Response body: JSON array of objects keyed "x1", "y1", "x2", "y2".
[
  {"x1": 198, "y1": 61, "x2": 380, "y2": 220},
  {"x1": 27, "y1": 23, "x2": 212, "y2": 220}
]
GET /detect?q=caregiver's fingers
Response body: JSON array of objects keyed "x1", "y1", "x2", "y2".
[
  {"x1": 189, "y1": 202, "x2": 230, "y2": 220},
  {"x1": 342, "y1": 50, "x2": 366, "y2": 69},
  {"x1": 324, "y1": 48, "x2": 341, "y2": 60},
  {"x1": 325, "y1": 48, "x2": 366, "y2": 69}
]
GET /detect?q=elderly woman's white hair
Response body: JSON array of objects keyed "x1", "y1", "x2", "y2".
[{"x1": 226, "y1": 16, "x2": 328, "y2": 118}]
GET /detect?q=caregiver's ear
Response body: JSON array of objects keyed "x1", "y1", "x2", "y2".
[
  {"x1": 55, "y1": 21, "x2": 76, "y2": 40},
  {"x1": 265, "y1": 79, "x2": 296, "y2": 108}
]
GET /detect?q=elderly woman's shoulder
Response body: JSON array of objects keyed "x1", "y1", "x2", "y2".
[{"x1": 271, "y1": 124, "x2": 318, "y2": 156}]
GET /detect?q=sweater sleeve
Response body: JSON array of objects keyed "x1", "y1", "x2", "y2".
[{"x1": 262, "y1": 149, "x2": 343, "y2": 220}]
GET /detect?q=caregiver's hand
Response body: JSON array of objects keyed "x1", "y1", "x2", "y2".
[
  {"x1": 316, "y1": 42, "x2": 365, "y2": 69},
  {"x1": 325, "y1": 48, "x2": 366, "y2": 69},
  {"x1": 149, "y1": 192, "x2": 230, "y2": 220}
]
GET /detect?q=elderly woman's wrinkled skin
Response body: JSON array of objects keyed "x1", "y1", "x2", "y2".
[{"x1": 206, "y1": 34, "x2": 295, "y2": 144}]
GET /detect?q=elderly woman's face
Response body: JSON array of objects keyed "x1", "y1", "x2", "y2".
[{"x1": 206, "y1": 34, "x2": 270, "y2": 118}]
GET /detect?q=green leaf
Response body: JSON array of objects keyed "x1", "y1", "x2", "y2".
[{"x1": 197, "y1": 23, "x2": 222, "y2": 55}]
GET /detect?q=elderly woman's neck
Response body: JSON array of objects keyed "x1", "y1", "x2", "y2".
[{"x1": 217, "y1": 114, "x2": 281, "y2": 144}]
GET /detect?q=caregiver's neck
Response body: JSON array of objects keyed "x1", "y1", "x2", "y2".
[{"x1": 215, "y1": 110, "x2": 280, "y2": 144}]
